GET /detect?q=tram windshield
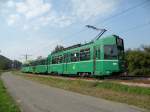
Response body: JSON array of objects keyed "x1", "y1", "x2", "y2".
[
  {"x1": 104, "y1": 45, "x2": 124, "y2": 60},
  {"x1": 104, "y1": 45, "x2": 118, "y2": 59}
]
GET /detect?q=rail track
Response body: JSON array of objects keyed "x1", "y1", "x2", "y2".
[
  {"x1": 23, "y1": 73, "x2": 150, "y2": 88},
  {"x1": 25, "y1": 72, "x2": 150, "y2": 82},
  {"x1": 103, "y1": 75, "x2": 150, "y2": 80}
]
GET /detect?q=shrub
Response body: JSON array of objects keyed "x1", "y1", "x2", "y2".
[
  {"x1": 125, "y1": 45, "x2": 150, "y2": 76},
  {"x1": 131, "y1": 68, "x2": 150, "y2": 76}
]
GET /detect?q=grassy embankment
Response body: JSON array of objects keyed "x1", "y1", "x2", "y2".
[
  {"x1": 0, "y1": 71, "x2": 20, "y2": 112},
  {"x1": 15, "y1": 72, "x2": 150, "y2": 110}
]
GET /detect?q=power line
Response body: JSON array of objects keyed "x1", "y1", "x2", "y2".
[
  {"x1": 95, "y1": 0, "x2": 150, "y2": 26},
  {"x1": 28, "y1": 21, "x2": 150, "y2": 59},
  {"x1": 23, "y1": 0, "x2": 150, "y2": 58},
  {"x1": 67, "y1": 0, "x2": 150, "y2": 38},
  {"x1": 63, "y1": 1, "x2": 147, "y2": 41},
  {"x1": 119, "y1": 21, "x2": 150, "y2": 34},
  {"x1": 43, "y1": 0, "x2": 150, "y2": 44}
]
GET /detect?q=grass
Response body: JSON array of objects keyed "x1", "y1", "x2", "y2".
[
  {"x1": 15, "y1": 72, "x2": 150, "y2": 111},
  {"x1": 0, "y1": 71, "x2": 20, "y2": 112}
]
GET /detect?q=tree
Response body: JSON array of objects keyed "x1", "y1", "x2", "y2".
[
  {"x1": 125, "y1": 45, "x2": 150, "y2": 76},
  {"x1": 0, "y1": 55, "x2": 12, "y2": 70},
  {"x1": 142, "y1": 45, "x2": 150, "y2": 52},
  {"x1": 12, "y1": 60, "x2": 22, "y2": 69},
  {"x1": 0, "y1": 55, "x2": 22, "y2": 70},
  {"x1": 51, "y1": 45, "x2": 64, "y2": 53}
]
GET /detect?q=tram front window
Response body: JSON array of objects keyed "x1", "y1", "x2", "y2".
[{"x1": 104, "y1": 45, "x2": 118, "y2": 59}]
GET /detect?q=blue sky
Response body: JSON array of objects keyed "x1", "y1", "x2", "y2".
[{"x1": 0, "y1": 0, "x2": 149, "y2": 61}]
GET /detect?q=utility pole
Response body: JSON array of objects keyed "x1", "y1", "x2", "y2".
[{"x1": 22, "y1": 54, "x2": 32, "y2": 62}]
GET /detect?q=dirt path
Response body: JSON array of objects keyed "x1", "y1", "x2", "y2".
[{"x1": 1, "y1": 72, "x2": 145, "y2": 112}]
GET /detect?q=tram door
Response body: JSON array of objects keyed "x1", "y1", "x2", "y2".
[
  {"x1": 93, "y1": 46, "x2": 101, "y2": 74},
  {"x1": 93, "y1": 46, "x2": 96, "y2": 74},
  {"x1": 63, "y1": 53, "x2": 68, "y2": 74}
]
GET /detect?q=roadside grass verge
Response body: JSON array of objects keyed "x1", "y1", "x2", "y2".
[
  {"x1": 0, "y1": 72, "x2": 20, "y2": 112},
  {"x1": 15, "y1": 72, "x2": 150, "y2": 110}
]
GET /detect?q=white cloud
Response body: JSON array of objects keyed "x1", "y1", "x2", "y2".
[
  {"x1": 38, "y1": 14, "x2": 73, "y2": 28},
  {"x1": 7, "y1": 0, "x2": 15, "y2": 8},
  {"x1": 71, "y1": 0, "x2": 117, "y2": 20},
  {"x1": 4, "y1": 0, "x2": 118, "y2": 29},
  {"x1": 0, "y1": 0, "x2": 119, "y2": 61},
  {"x1": 23, "y1": 24, "x2": 29, "y2": 30},
  {"x1": 7, "y1": 14, "x2": 20, "y2": 25},
  {"x1": 16, "y1": 0, "x2": 51, "y2": 19},
  {"x1": 5, "y1": 0, "x2": 73, "y2": 29}
]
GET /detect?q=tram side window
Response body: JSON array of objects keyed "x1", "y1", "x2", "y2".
[
  {"x1": 64, "y1": 54, "x2": 67, "y2": 63},
  {"x1": 40, "y1": 60, "x2": 43, "y2": 65},
  {"x1": 34, "y1": 61, "x2": 37, "y2": 65},
  {"x1": 23, "y1": 64, "x2": 29, "y2": 67},
  {"x1": 52, "y1": 57, "x2": 55, "y2": 64},
  {"x1": 48, "y1": 58, "x2": 51, "y2": 64},
  {"x1": 42, "y1": 59, "x2": 47, "y2": 65},
  {"x1": 52, "y1": 56, "x2": 58, "y2": 64},
  {"x1": 71, "y1": 52, "x2": 79, "y2": 62},
  {"x1": 30, "y1": 62, "x2": 33, "y2": 66},
  {"x1": 58, "y1": 56, "x2": 63, "y2": 63},
  {"x1": 45, "y1": 59, "x2": 48, "y2": 65},
  {"x1": 80, "y1": 48, "x2": 90, "y2": 61},
  {"x1": 64, "y1": 53, "x2": 70, "y2": 63},
  {"x1": 35, "y1": 61, "x2": 38, "y2": 65},
  {"x1": 52, "y1": 55, "x2": 63, "y2": 64},
  {"x1": 38, "y1": 59, "x2": 44, "y2": 65},
  {"x1": 104, "y1": 45, "x2": 118, "y2": 59},
  {"x1": 31, "y1": 61, "x2": 38, "y2": 66}
]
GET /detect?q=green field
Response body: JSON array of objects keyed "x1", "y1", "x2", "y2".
[
  {"x1": 15, "y1": 72, "x2": 150, "y2": 111},
  {"x1": 0, "y1": 72, "x2": 20, "y2": 112}
]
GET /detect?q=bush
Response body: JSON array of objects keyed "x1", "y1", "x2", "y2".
[
  {"x1": 125, "y1": 45, "x2": 150, "y2": 76},
  {"x1": 131, "y1": 68, "x2": 150, "y2": 76}
]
